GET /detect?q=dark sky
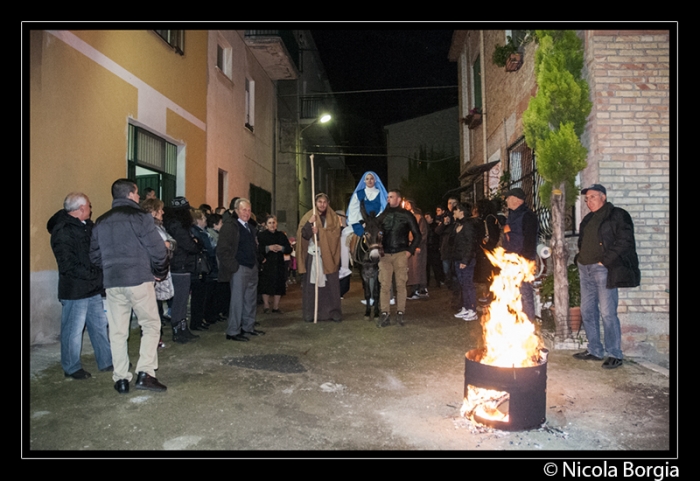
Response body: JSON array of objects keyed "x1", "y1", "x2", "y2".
[{"x1": 310, "y1": 30, "x2": 458, "y2": 181}]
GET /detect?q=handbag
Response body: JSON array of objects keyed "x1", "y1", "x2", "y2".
[
  {"x1": 194, "y1": 249, "x2": 211, "y2": 278},
  {"x1": 155, "y1": 271, "x2": 175, "y2": 301}
]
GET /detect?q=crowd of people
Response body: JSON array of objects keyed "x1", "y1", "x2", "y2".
[{"x1": 46, "y1": 174, "x2": 638, "y2": 394}]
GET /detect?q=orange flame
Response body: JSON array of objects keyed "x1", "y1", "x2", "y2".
[
  {"x1": 461, "y1": 247, "x2": 543, "y2": 422},
  {"x1": 480, "y1": 247, "x2": 541, "y2": 367}
]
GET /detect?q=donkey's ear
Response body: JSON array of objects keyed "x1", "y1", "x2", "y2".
[{"x1": 360, "y1": 200, "x2": 369, "y2": 221}]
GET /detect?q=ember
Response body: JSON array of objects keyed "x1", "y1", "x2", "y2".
[{"x1": 461, "y1": 247, "x2": 547, "y2": 430}]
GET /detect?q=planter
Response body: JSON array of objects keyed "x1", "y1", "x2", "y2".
[
  {"x1": 505, "y1": 52, "x2": 523, "y2": 72},
  {"x1": 568, "y1": 306, "x2": 582, "y2": 332},
  {"x1": 463, "y1": 113, "x2": 482, "y2": 130}
]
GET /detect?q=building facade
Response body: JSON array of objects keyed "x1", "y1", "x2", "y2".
[
  {"x1": 384, "y1": 106, "x2": 460, "y2": 193},
  {"x1": 448, "y1": 29, "x2": 671, "y2": 365},
  {"x1": 30, "y1": 29, "x2": 208, "y2": 344}
]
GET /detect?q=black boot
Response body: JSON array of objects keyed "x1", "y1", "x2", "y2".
[
  {"x1": 180, "y1": 319, "x2": 199, "y2": 341},
  {"x1": 172, "y1": 323, "x2": 190, "y2": 344}
]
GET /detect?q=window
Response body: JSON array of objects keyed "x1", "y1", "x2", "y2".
[
  {"x1": 216, "y1": 37, "x2": 233, "y2": 81},
  {"x1": 128, "y1": 124, "x2": 178, "y2": 205},
  {"x1": 506, "y1": 137, "x2": 576, "y2": 238},
  {"x1": 245, "y1": 78, "x2": 255, "y2": 131},
  {"x1": 154, "y1": 30, "x2": 184, "y2": 55},
  {"x1": 507, "y1": 138, "x2": 535, "y2": 206},
  {"x1": 505, "y1": 30, "x2": 528, "y2": 48},
  {"x1": 249, "y1": 184, "x2": 271, "y2": 219},
  {"x1": 472, "y1": 55, "x2": 482, "y2": 110}
]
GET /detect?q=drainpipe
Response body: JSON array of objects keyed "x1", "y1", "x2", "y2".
[{"x1": 480, "y1": 30, "x2": 488, "y2": 171}]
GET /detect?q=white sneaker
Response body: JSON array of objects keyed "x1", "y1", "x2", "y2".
[
  {"x1": 390, "y1": 298, "x2": 396, "y2": 306},
  {"x1": 360, "y1": 299, "x2": 375, "y2": 306},
  {"x1": 462, "y1": 309, "x2": 478, "y2": 321},
  {"x1": 407, "y1": 292, "x2": 421, "y2": 300},
  {"x1": 454, "y1": 307, "x2": 468, "y2": 318}
]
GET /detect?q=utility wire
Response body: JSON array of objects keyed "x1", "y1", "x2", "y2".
[{"x1": 280, "y1": 85, "x2": 457, "y2": 97}]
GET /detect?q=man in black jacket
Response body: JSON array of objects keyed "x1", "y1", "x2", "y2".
[
  {"x1": 376, "y1": 189, "x2": 421, "y2": 327},
  {"x1": 573, "y1": 184, "x2": 640, "y2": 370},
  {"x1": 47, "y1": 193, "x2": 113, "y2": 380},
  {"x1": 502, "y1": 188, "x2": 538, "y2": 324},
  {"x1": 90, "y1": 179, "x2": 169, "y2": 393}
]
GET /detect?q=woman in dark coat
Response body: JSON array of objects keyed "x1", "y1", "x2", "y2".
[
  {"x1": 163, "y1": 197, "x2": 201, "y2": 343},
  {"x1": 189, "y1": 209, "x2": 217, "y2": 330},
  {"x1": 257, "y1": 215, "x2": 292, "y2": 313}
]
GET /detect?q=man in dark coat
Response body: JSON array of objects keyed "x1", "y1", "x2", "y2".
[
  {"x1": 90, "y1": 179, "x2": 169, "y2": 394},
  {"x1": 502, "y1": 188, "x2": 539, "y2": 324},
  {"x1": 217, "y1": 198, "x2": 264, "y2": 341},
  {"x1": 47, "y1": 193, "x2": 113, "y2": 380},
  {"x1": 573, "y1": 184, "x2": 640, "y2": 369}
]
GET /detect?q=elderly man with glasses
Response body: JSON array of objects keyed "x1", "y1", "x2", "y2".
[{"x1": 573, "y1": 184, "x2": 641, "y2": 370}]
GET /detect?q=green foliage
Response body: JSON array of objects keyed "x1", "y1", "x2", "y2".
[
  {"x1": 399, "y1": 145, "x2": 460, "y2": 212},
  {"x1": 540, "y1": 263, "x2": 581, "y2": 307},
  {"x1": 523, "y1": 30, "x2": 592, "y2": 208},
  {"x1": 492, "y1": 31, "x2": 536, "y2": 67},
  {"x1": 492, "y1": 38, "x2": 519, "y2": 67},
  {"x1": 535, "y1": 123, "x2": 588, "y2": 206}
]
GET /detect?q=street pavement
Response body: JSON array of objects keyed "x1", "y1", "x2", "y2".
[{"x1": 26, "y1": 272, "x2": 672, "y2": 456}]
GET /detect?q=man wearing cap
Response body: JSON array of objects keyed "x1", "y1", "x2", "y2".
[
  {"x1": 90, "y1": 179, "x2": 169, "y2": 393},
  {"x1": 502, "y1": 187, "x2": 538, "y2": 324},
  {"x1": 573, "y1": 184, "x2": 640, "y2": 369}
]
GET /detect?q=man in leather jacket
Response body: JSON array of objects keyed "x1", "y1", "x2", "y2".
[
  {"x1": 376, "y1": 189, "x2": 421, "y2": 327},
  {"x1": 573, "y1": 184, "x2": 640, "y2": 370}
]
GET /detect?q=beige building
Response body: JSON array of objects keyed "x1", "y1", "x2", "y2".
[{"x1": 30, "y1": 30, "x2": 208, "y2": 344}]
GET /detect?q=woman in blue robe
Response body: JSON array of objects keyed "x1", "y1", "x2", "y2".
[{"x1": 345, "y1": 171, "x2": 388, "y2": 236}]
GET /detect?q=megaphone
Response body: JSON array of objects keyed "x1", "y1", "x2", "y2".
[{"x1": 537, "y1": 244, "x2": 551, "y2": 259}]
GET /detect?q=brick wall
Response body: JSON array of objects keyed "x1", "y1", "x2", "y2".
[{"x1": 583, "y1": 30, "x2": 671, "y2": 364}]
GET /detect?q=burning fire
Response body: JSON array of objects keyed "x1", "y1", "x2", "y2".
[{"x1": 461, "y1": 247, "x2": 543, "y2": 423}]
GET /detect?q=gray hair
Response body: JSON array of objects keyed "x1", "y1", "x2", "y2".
[
  {"x1": 63, "y1": 192, "x2": 88, "y2": 212},
  {"x1": 234, "y1": 198, "x2": 251, "y2": 211}
]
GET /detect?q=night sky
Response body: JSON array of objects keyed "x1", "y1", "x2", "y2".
[{"x1": 310, "y1": 29, "x2": 458, "y2": 181}]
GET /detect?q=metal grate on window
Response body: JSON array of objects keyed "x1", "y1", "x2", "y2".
[{"x1": 128, "y1": 124, "x2": 177, "y2": 176}]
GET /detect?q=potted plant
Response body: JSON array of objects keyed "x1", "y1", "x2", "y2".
[
  {"x1": 462, "y1": 107, "x2": 483, "y2": 130},
  {"x1": 540, "y1": 263, "x2": 581, "y2": 331},
  {"x1": 492, "y1": 31, "x2": 534, "y2": 72},
  {"x1": 492, "y1": 38, "x2": 521, "y2": 71}
]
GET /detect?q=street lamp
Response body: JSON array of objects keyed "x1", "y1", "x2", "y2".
[
  {"x1": 300, "y1": 113, "x2": 332, "y2": 138},
  {"x1": 297, "y1": 113, "x2": 332, "y2": 228}
]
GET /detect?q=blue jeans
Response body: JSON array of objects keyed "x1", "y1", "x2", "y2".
[
  {"x1": 521, "y1": 281, "x2": 535, "y2": 324},
  {"x1": 455, "y1": 259, "x2": 476, "y2": 311},
  {"x1": 60, "y1": 294, "x2": 113, "y2": 374},
  {"x1": 578, "y1": 262, "x2": 622, "y2": 359}
]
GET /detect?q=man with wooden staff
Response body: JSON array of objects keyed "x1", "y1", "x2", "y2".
[{"x1": 297, "y1": 193, "x2": 343, "y2": 323}]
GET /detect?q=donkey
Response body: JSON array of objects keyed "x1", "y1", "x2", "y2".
[{"x1": 353, "y1": 201, "x2": 385, "y2": 320}]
